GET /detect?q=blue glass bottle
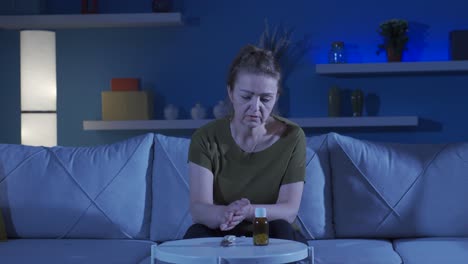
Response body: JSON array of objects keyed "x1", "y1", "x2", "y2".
[{"x1": 328, "y1": 41, "x2": 346, "y2": 63}]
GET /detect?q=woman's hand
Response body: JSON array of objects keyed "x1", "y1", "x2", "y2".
[{"x1": 219, "y1": 198, "x2": 252, "y2": 231}]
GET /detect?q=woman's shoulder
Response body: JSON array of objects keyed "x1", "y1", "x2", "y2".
[
  {"x1": 192, "y1": 117, "x2": 229, "y2": 140},
  {"x1": 271, "y1": 115, "x2": 305, "y2": 139}
]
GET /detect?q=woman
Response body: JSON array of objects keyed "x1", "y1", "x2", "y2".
[{"x1": 184, "y1": 44, "x2": 306, "y2": 243}]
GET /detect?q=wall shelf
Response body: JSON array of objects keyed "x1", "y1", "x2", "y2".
[
  {"x1": 0, "y1": 12, "x2": 182, "y2": 29},
  {"x1": 83, "y1": 116, "x2": 419, "y2": 131},
  {"x1": 316, "y1": 61, "x2": 468, "y2": 75}
]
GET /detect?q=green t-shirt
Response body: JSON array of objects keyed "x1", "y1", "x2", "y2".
[{"x1": 188, "y1": 115, "x2": 306, "y2": 206}]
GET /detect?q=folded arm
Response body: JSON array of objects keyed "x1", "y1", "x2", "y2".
[
  {"x1": 246, "y1": 181, "x2": 304, "y2": 223},
  {"x1": 189, "y1": 161, "x2": 304, "y2": 228}
]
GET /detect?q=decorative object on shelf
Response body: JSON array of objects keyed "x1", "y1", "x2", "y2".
[
  {"x1": 164, "y1": 104, "x2": 179, "y2": 120},
  {"x1": 328, "y1": 86, "x2": 341, "y2": 117},
  {"x1": 449, "y1": 30, "x2": 468, "y2": 60},
  {"x1": 191, "y1": 103, "x2": 206, "y2": 120},
  {"x1": 328, "y1": 41, "x2": 346, "y2": 64},
  {"x1": 257, "y1": 19, "x2": 312, "y2": 117},
  {"x1": 152, "y1": 0, "x2": 173, "y2": 13},
  {"x1": 81, "y1": 0, "x2": 88, "y2": 13},
  {"x1": 213, "y1": 100, "x2": 229, "y2": 119},
  {"x1": 258, "y1": 19, "x2": 294, "y2": 62},
  {"x1": 81, "y1": 0, "x2": 98, "y2": 14},
  {"x1": 110, "y1": 78, "x2": 140, "y2": 91},
  {"x1": 102, "y1": 91, "x2": 153, "y2": 120},
  {"x1": 257, "y1": 19, "x2": 313, "y2": 67},
  {"x1": 376, "y1": 19, "x2": 408, "y2": 62},
  {"x1": 351, "y1": 89, "x2": 364, "y2": 117}
]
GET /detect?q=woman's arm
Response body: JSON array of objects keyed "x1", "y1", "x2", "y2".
[
  {"x1": 251, "y1": 127, "x2": 306, "y2": 223},
  {"x1": 189, "y1": 161, "x2": 236, "y2": 229},
  {"x1": 243, "y1": 181, "x2": 304, "y2": 223},
  {"x1": 189, "y1": 161, "x2": 252, "y2": 230}
]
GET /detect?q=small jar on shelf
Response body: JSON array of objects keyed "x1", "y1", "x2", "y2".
[
  {"x1": 191, "y1": 103, "x2": 207, "y2": 120},
  {"x1": 328, "y1": 41, "x2": 346, "y2": 64},
  {"x1": 163, "y1": 104, "x2": 179, "y2": 120},
  {"x1": 351, "y1": 89, "x2": 364, "y2": 117},
  {"x1": 213, "y1": 100, "x2": 229, "y2": 119}
]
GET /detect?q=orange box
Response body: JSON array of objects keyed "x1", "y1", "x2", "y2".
[{"x1": 111, "y1": 78, "x2": 140, "y2": 91}]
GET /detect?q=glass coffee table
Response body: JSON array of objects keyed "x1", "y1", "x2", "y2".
[{"x1": 151, "y1": 237, "x2": 313, "y2": 264}]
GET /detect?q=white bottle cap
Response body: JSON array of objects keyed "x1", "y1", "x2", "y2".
[{"x1": 255, "y1": 207, "x2": 267, "y2": 218}]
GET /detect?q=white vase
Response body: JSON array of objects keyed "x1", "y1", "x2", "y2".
[
  {"x1": 164, "y1": 104, "x2": 179, "y2": 120},
  {"x1": 213, "y1": 100, "x2": 229, "y2": 119},
  {"x1": 191, "y1": 103, "x2": 206, "y2": 120}
]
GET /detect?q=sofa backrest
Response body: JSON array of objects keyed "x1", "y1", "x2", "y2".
[
  {"x1": 297, "y1": 134, "x2": 334, "y2": 239},
  {"x1": 150, "y1": 134, "x2": 192, "y2": 242},
  {"x1": 0, "y1": 133, "x2": 154, "y2": 239},
  {"x1": 149, "y1": 133, "x2": 335, "y2": 241},
  {"x1": 328, "y1": 132, "x2": 468, "y2": 238}
]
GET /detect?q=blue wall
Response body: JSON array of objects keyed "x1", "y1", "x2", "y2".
[{"x1": 1, "y1": 0, "x2": 468, "y2": 146}]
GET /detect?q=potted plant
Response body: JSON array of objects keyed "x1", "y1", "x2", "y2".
[
  {"x1": 256, "y1": 20, "x2": 294, "y2": 116},
  {"x1": 256, "y1": 19, "x2": 312, "y2": 116},
  {"x1": 376, "y1": 19, "x2": 409, "y2": 62},
  {"x1": 258, "y1": 20, "x2": 294, "y2": 60}
]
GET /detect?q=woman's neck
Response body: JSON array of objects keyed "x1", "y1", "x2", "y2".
[
  {"x1": 230, "y1": 117, "x2": 267, "y2": 139},
  {"x1": 230, "y1": 116, "x2": 276, "y2": 153}
]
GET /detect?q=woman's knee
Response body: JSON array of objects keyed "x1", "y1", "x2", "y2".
[
  {"x1": 269, "y1": 219, "x2": 292, "y2": 231},
  {"x1": 269, "y1": 219, "x2": 294, "y2": 238}
]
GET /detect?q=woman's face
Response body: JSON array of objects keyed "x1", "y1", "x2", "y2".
[{"x1": 228, "y1": 71, "x2": 279, "y2": 128}]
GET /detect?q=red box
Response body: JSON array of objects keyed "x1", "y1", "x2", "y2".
[{"x1": 111, "y1": 78, "x2": 140, "y2": 91}]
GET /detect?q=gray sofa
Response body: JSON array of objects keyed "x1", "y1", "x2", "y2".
[
  {"x1": 304, "y1": 132, "x2": 468, "y2": 264},
  {"x1": 1, "y1": 132, "x2": 467, "y2": 263}
]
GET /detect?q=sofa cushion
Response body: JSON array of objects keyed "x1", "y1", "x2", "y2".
[
  {"x1": 394, "y1": 238, "x2": 468, "y2": 264},
  {"x1": 329, "y1": 132, "x2": 468, "y2": 238},
  {"x1": 0, "y1": 239, "x2": 154, "y2": 263},
  {"x1": 150, "y1": 134, "x2": 193, "y2": 242},
  {"x1": 297, "y1": 134, "x2": 334, "y2": 239},
  {"x1": 308, "y1": 239, "x2": 402, "y2": 264},
  {"x1": 0, "y1": 133, "x2": 153, "y2": 239}
]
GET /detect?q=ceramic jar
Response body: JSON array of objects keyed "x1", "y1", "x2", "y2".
[
  {"x1": 81, "y1": 0, "x2": 98, "y2": 14},
  {"x1": 164, "y1": 104, "x2": 179, "y2": 120},
  {"x1": 213, "y1": 100, "x2": 229, "y2": 119},
  {"x1": 328, "y1": 86, "x2": 341, "y2": 117},
  {"x1": 191, "y1": 103, "x2": 206, "y2": 120},
  {"x1": 351, "y1": 89, "x2": 364, "y2": 117}
]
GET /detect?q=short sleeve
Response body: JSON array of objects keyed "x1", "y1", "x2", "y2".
[
  {"x1": 188, "y1": 129, "x2": 213, "y2": 172},
  {"x1": 281, "y1": 128, "x2": 306, "y2": 185}
]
